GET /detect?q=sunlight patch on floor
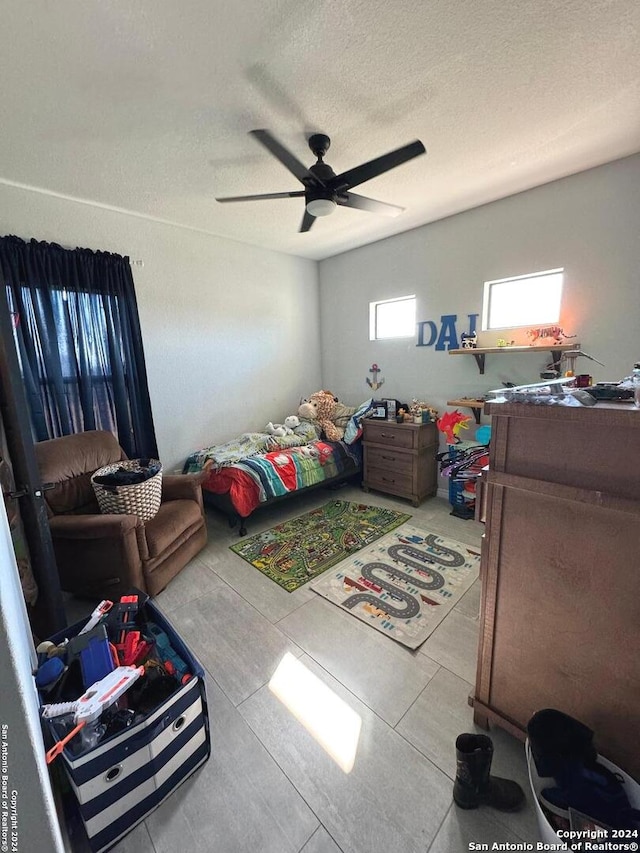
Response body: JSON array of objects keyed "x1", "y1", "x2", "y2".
[{"x1": 269, "y1": 652, "x2": 362, "y2": 773}]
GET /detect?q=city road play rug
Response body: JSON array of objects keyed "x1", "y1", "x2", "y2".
[
  {"x1": 310, "y1": 524, "x2": 480, "y2": 649},
  {"x1": 229, "y1": 500, "x2": 411, "y2": 592}
]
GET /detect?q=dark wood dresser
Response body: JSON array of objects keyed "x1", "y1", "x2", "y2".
[
  {"x1": 362, "y1": 420, "x2": 438, "y2": 507},
  {"x1": 473, "y1": 401, "x2": 640, "y2": 779}
]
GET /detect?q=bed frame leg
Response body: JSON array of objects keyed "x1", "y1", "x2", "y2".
[{"x1": 239, "y1": 519, "x2": 247, "y2": 536}]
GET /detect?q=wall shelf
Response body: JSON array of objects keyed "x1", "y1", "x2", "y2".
[
  {"x1": 448, "y1": 343, "x2": 580, "y2": 375},
  {"x1": 446, "y1": 399, "x2": 485, "y2": 424}
]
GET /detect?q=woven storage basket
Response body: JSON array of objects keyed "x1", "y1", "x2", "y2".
[{"x1": 91, "y1": 459, "x2": 163, "y2": 522}]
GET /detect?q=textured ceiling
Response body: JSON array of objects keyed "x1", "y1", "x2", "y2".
[{"x1": 1, "y1": 0, "x2": 639, "y2": 260}]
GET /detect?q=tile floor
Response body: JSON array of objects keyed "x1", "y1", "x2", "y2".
[{"x1": 63, "y1": 486, "x2": 542, "y2": 853}]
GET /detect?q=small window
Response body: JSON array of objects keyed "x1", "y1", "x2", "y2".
[
  {"x1": 369, "y1": 295, "x2": 416, "y2": 340},
  {"x1": 482, "y1": 269, "x2": 563, "y2": 331}
]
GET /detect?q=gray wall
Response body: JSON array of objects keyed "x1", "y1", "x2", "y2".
[
  {"x1": 318, "y1": 154, "x2": 640, "y2": 426},
  {"x1": 0, "y1": 184, "x2": 322, "y2": 471}
]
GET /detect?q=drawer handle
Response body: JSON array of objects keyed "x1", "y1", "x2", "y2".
[
  {"x1": 382, "y1": 477, "x2": 396, "y2": 483},
  {"x1": 381, "y1": 454, "x2": 396, "y2": 460},
  {"x1": 172, "y1": 714, "x2": 187, "y2": 733},
  {"x1": 104, "y1": 765, "x2": 123, "y2": 784},
  {"x1": 380, "y1": 433, "x2": 395, "y2": 440}
]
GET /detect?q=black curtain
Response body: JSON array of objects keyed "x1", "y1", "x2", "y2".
[{"x1": 0, "y1": 236, "x2": 158, "y2": 459}]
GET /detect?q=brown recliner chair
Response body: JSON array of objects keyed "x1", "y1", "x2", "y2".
[{"x1": 34, "y1": 430, "x2": 207, "y2": 599}]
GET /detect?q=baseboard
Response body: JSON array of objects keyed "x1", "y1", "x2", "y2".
[{"x1": 437, "y1": 487, "x2": 449, "y2": 500}]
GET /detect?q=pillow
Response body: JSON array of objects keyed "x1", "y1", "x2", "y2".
[{"x1": 343, "y1": 398, "x2": 373, "y2": 444}]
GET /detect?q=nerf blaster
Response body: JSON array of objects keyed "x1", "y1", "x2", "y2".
[
  {"x1": 78, "y1": 599, "x2": 113, "y2": 635},
  {"x1": 43, "y1": 665, "x2": 144, "y2": 763}
]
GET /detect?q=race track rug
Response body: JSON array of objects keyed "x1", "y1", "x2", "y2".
[
  {"x1": 310, "y1": 524, "x2": 480, "y2": 648},
  {"x1": 229, "y1": 500, "x2": 411, "y2": 592}
]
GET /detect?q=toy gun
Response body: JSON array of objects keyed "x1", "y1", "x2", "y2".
[
  {"x1": 78, "y1": 599, "x2": 114, "y2": 634},
  {"x1": 109, "y1": 594, "x2": 152, "y2": 666},
  {"x1": 43, "y1": 665, "x2": 144, "y2": 763},
  {"x1": 147, "y1": 623, "x2": 191, "y2": 684}
]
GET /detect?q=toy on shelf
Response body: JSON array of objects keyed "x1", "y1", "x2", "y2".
[
  {"x1": 437, "y1": 410, "x2": 472, "y2": 444},
  {"x1": 409, "y1": 398, "x2": 438, "y2": 423},
  {"x1": 460, "y1": 331, "x2": 477, "y2": 349},
  {"x1": 527, "y1": 326, "x2": 577, "y2": 346}
]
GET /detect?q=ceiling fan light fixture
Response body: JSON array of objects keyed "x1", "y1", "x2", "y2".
[{"x1": 306, "y1": 197, "x2": 337, "y2": 217}]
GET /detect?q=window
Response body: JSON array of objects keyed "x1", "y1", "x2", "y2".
[
  {"x1": 7, "y1": 284, "x2": 119, "y2": 438},
  {"x1": 369, "y1": 295, "x2": 416, "y2": 340},
  {"x1": 1, "y1": 235, "x2": 157, "y2": 458},
  {"x1": 482, "y1": 268, "x2": 563, "y2": 331}
]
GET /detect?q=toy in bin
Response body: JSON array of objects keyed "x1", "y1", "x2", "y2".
[
  {"x1": 42, "y1": 665, "x2": 144, "y2": 763},
  {"x1": 38, "y1": 591, "x2": 211, "y2": 853},
  {"x1": 148, "y1": 622, "x2": 192, "y2": 684}
]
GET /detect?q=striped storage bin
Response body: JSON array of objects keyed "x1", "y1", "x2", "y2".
[{"x1": 43, "y1": 601, "x2": 210, "y2": 853}]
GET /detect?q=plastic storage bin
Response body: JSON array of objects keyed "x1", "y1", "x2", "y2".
[
  {"x1": 42, "y1": 599, "x2": 211, "y2": 853},
  {"x1": 526, "y1": 740, "x2": 640, "y2": 848}
]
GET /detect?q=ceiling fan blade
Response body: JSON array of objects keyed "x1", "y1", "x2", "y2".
[
  {"x1": 337, "y1": 192, "x2": 405, "y2": 217},
  {"x1": 216, "y1": 191, "x2": 305, "y2": 203},
  {"x1": 250, "y1": 129, "x2": 324, "y2": 187},
  {"x1": 299, "y1": 210, "x2": 316, "y2": 232},
  {"x1": 330, "y1": 140, "x2": 426, "y2": 191}
]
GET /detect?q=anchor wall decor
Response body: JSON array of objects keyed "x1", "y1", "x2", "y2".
[{"x1": 366, "y1": 363, "x2": 384, "y2": 390}]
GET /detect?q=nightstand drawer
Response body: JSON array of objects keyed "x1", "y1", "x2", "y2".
[
  {"x1": 362, "y1": 421, "x2": 415, "y2": 449},
  {"x1": 365, "y1": 446, "x2": 414, "y2": 475},
  {"x1": 365, "y1": 467, "x2": 414, "y2": 494}
]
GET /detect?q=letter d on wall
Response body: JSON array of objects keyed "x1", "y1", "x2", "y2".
[{"x1": 416, "y1": 321, "x2": 437, "y2": 347}]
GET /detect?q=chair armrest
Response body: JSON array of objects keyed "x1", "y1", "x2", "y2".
[
  {"x1": 49, "y1": 513, "x2": 142, "y2": 540},
  {"x1": 162, "y1": 474, "x2": 204, "y2": 505}
]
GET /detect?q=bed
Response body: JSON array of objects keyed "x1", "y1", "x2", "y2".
[{"x1": 183, "y1": 405, "x2": 370, "y2": 535}]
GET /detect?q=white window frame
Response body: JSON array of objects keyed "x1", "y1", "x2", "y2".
[
  {"x1": 369, "y1": 295, "x2": 416, "y2": 341},
  {"x1": 482, "y1": 268, "x2": 564, "y2": 331}
]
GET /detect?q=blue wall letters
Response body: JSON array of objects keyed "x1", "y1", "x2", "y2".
[{"x1": 416, "y1": 313, "x2": 479, "y2": 351}]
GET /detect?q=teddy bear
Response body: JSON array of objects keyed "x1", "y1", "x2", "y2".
[
  {"x1": 265, "y1": 415, "x2": 300, "y2": 437},
  {"x1": 298, "y1": 390, "x2": 345, "y2": 441}
]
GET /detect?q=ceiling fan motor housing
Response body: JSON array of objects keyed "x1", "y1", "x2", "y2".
[
  {"x1": 306, "y1": 159, "x2": 339, "y2": 209},
  {"x1": 308, "y1": 133, "x2": 331, "y2": 158}
]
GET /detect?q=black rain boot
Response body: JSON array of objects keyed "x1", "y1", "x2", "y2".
[{"x1": 453, "y1": 733, "x2": 526, "y2": 812}]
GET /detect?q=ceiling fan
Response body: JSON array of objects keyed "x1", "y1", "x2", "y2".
[{"x1": 216, "y1": 129, "x2": 426, "y2": 232}]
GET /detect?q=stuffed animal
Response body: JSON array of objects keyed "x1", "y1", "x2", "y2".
[
  {"x1": 298, "y1": 390, "x2": 344, "y2": 441},
  {"x1": 265, "y1": 422, "x2": 289, "y2": 437},
  {"x1": 265, "y1": 414, "x2": 301, "y2": 437}
]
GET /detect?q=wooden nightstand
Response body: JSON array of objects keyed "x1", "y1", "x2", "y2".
[{"x1": 362, "y1": 420, "x2": 438, "y2": 507}]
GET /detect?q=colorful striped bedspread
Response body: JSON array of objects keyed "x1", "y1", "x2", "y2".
[{"x1": 200, "y1": 439, "x2": 362, "y2": 517}]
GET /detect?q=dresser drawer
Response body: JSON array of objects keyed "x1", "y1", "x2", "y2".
[
  {"x1": 365, "y1": 467, "x2": 414, "y2": 495},
  {"x1": 363, "y1": 421, "x2": 415, "y2": 449},
  {"x1": 365, "y1": 446, "x2": 414, "y2": 475}
]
